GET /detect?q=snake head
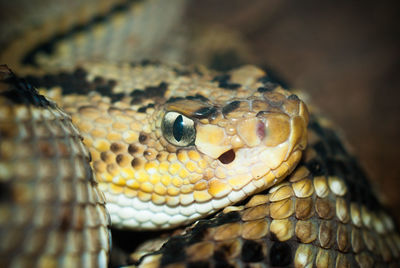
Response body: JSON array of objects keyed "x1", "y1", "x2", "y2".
[
  {"x1": 90, "y1": 64, "x2": 309, "y2": 230},
  {"x1": 162, "y1": 84, "x2": 308, "y2": 205},
  {"x1": 148, "y1": 66, "x2": 309, "y2": 229}
]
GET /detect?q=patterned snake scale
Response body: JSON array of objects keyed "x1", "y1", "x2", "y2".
[{"x1": 0, "y1": 0, "x2": 399, "y2": 267}]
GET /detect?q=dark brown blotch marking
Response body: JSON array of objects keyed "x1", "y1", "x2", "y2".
[
  {"x1": 305, "y1": 158, "x2": 324, "y2": 176},
  {"x1": 26, "y1": 68, "x2": 90, "y2": 95},
  {"x1": 128, "y1": 144, "x2": 138, "y2": 155},
  {"x1": 215, "y1": 241, "x2": 238, "y2": 261},
  {"x1": 0, "y1": 84, "x2": 51, "y2": 107},
  {"x1": 167, "y1": 94, "x2": 211, "y2": 108},
  {"x1": 108, "y1": 79, "x2": 117, "y2": 88},
  {"x1": 212, "y1": 74, "x2": 230, "y2": 83},
  {"x1": 186, "y1": 94, "x2": 209, "y2": 103},
  {"x1": 110, "y1": 143, "x2": 122, "y2": 153},
  {"x1": 131, "y1": 158, "x2": 140, "y2": 168},
  {"x1": 100, "y1": 152, "x2": 109, "y2": 162},
  {"x1": 94, "y1": 77, "x2": 123, "y2": 102},
  {"x1": 128, "y1": 90, "x2": 140, "y2": 99},
  {"x1": 257, "y1": 86, "x2": 273, "y2": 93},
  {"x1": 93, "y1": 76, "x2": 104, "y2": 84},
  {"x1": 137, "y1": 103, "x2": 155, "y2": 113},
  {"x1": 160, "y1": 238, "x2": 187, "y2": 266},
  {"x1": 269, "y1": 241, "x2": 292, "y2": 266},
  {"x1": 115, "y1": 154, "x2": 124, "y2": 165},
  {"x1": 219, "y1": 82, "x2": 241, "y2": 90},
  {"x1": 313, "y1": 141, "x2": 329, "y2": 159},
  {"x1": 241, "y1": 240, "x2": 264, "y2": 263},
  {"x1": 212, "y1": 249, "x2": 231, "y2": 267},
  {"x1": 0, "y1": 66, "x2": 51, "y2": 107},
  {"x1": 165, "y1": 96, "x2": 185, "y2": 103},
  {"x1": 138, "y1": 132, "x2": 148, "y2": 144},
  {"x1": 156, "y1": 152, "x2": 167, "y2": 161},
  {"x1": 193, "y1": 106, "x2": 218, "y2": 119},
  {"x1": 212, "y1": 73, "x2": 240, "y2": 90},
  {"x1": 222, "y1": 101, "x2": 241, "y2": 115},
  {"x1": 24, "y1": 68, "x2": 124, "y2": 102},
  {"x1": 21, "y1": 1, "x2": 132, "y2": 66},
  {"x1": 129, "y1": 82, "x2": 168, "y2": 104}
]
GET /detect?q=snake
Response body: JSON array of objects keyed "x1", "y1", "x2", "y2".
[{"x1": 0, "y1": 0, "x2": 399, "y2": 267}]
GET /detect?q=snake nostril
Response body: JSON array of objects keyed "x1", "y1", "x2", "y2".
[{"x1": 218, "y1": 149, "x2": 235, "y2": 164}]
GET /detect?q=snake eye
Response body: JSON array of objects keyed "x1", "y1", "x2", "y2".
[{"x1": 162, "y1": 111, "x2": 196, "y2": 146}]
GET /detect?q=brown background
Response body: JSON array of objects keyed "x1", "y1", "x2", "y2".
[{"x1": 187, "y1": 0, "x2": 400, "y2": 224}]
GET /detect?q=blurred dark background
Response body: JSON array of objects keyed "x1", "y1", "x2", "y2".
[{"x1": 187, "y1": 0, "x2": 400, "y2": 223}]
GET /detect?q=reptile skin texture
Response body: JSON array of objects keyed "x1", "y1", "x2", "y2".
[
  {"x1": 136, "y1": 112, "x2": 400, "y2": 267},
  {"x1": 0, "y1": 66, "x2": 111, "y2": 267},
  {"x1": 0, "y1": 0, "x2": 399, "y2": 267}
]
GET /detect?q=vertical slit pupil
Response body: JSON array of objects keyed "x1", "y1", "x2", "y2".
[{"x1": 173, "y1": 115, "x2": 184, "y2": 142}]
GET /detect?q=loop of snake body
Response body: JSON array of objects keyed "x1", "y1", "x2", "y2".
[{"x1": 0, "y1": 0, "x2": 399, "y2": 267}]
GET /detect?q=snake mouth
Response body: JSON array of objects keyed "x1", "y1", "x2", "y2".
[{"x1": 218, "y1": 149, "x2": 236, "y2": 164}]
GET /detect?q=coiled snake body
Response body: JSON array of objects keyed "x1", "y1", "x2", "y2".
[{"x1": 0, "y1": 0, "x2": 399, "y2": 267}]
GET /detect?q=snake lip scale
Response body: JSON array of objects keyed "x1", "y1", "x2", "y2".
[{"x1": 0, "y1": 0, "x2": 400, "y2": 267}]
